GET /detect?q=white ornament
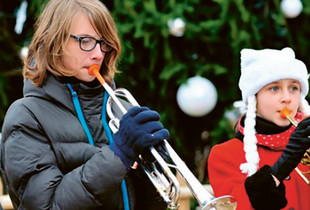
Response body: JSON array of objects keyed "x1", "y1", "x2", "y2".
[
  {"x1": 280, "y1": 0, "x2": 303, "y2": 18},
  {"x1": 20, "y1": 46, "x2": 29, "y2": 60},
  {"x1": 176, "y1": 76, "x2": 218, "y2": 117},
  {"x1": 168, "y1": 18, "x2": 185, "y2": 37}
]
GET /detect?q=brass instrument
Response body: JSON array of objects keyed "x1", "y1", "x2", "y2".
[
  {"x1": 89, "y1": 64, "x2": 237, "y2": 210},
  {"x1": 280, "y1": 107, "x2": 310, "y2": 184}
]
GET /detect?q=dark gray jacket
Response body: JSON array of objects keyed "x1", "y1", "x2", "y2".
[{"x1": 0, "y1": 75, "x2": 165, "y2": 210}]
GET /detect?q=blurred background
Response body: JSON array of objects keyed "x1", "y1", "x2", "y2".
[{"x1": 1, "y1": 0, "x2": 309, "y2": 194}]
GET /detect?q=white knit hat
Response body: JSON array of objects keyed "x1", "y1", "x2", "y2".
[
  {"x1": 239, "y1": 47, "x2": 309, "y2": 102},
  {"x1": 238, "y1": 47, "x2": 310, "y2": 176}
]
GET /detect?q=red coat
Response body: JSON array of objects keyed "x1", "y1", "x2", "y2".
[{"x1": 208, "y1": 138, "x2": 310, "y2": 209}]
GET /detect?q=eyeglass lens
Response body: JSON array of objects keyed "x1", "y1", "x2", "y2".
[{"x1": 79, "y1": 37, "x2": 111, "y2": 52}]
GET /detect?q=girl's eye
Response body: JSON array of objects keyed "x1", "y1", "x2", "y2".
[
  {"x1": 290, "y1": 86, "x2": 299, "y2": 92},
  {"x1": 270, "y1": 86, "x2": 278, "y2": 92}
]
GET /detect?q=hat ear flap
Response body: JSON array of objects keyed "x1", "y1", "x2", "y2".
[
  {"x1": 300, "y1": 98, "x2": 310, "y2": 116},
  {"x1": 240, "y1": 95, "x2": 260, "y2": 176}
]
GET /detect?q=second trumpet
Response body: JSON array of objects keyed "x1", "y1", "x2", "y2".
[{"x1": 88, "y1": 64, "x2": 237, "y2": 210}]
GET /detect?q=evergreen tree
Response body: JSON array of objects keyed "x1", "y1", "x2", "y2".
[{"x1": 1, "y1": 0, "x2": 310, "y2": 186}]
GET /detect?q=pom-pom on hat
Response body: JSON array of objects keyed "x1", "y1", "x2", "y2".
[{"x1": 237, "y1": 47, "x2": 310, "y2": 176}]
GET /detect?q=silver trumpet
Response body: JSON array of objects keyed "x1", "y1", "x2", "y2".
[{"x1": 88, "y1": 65, "x2": 237, "y2": 210}]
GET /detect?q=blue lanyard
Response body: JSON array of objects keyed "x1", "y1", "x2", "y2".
[
  {"x1": 102, "y1": 91, "x2": 129, "y2": 210},
  {"x1": 66, "y1": 84, "x2": 94, "y2": 145},
  {"x1": 67, "y1": 84, "x2": 130, "y2": 210}
]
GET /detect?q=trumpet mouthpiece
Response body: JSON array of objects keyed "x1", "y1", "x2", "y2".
[
  {"x1": 88, "y1": 64, "x2": 105, "y2": 86},
  {"x1": 280, "y1": 107, "x2": 291, "y2": 119},
  {"x1": 88, "y1": 64, "x2": 100, "y2": 76},
  {"x1": 280, "y1": 107, "x2": 298, "y2": 127}
]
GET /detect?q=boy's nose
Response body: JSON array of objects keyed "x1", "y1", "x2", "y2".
[{"x1": 91, "y1": 44, "x2": 104, "y2": 60}]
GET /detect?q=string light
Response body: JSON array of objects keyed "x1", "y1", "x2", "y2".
[{"x1": 167, "y1": 18, "x2": 186, "y2": 37}]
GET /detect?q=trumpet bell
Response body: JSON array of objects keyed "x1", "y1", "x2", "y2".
[
  {"x1": 200, "y1": 195, "x2": 237, "y2": 210},
  {"x1": 301, "y1": 149, "x2": 310, "y2": 166}
]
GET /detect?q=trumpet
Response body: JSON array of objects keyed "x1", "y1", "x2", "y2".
[
  {"x1": 89, "y1": 64, "x2": 237, "y2": 210},
  {"x1": 280, "y1": 107, "x2": 310, "y2": 184}
]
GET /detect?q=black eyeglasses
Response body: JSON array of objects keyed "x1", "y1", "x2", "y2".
[{"x1": 70, "y1": 35, "x2": 112, "y2": 52}]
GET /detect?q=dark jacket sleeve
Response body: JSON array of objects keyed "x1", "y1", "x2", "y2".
[{"x1": 1, "y1": 100, "x2": 127, "y2": 210}]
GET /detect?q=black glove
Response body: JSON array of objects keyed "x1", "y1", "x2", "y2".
[
  {"x1": 271, "y1": 116, "x2": 310, "y2": 181},
  {"x1": 245, "y1": 165, "x2": 287, "y2": 210},
  {"x1": 110, "y1": 106, "x2": 170, "y2": 170}
]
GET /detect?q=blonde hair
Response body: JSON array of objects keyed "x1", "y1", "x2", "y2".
[{"x1": 23, "y1": 0, "x2": 121, "y2": 86}]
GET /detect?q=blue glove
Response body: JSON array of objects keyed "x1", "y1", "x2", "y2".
[
  {"x1": 271, "y1": 116, "x2": 310, "y2": 181},
  {"x1": 110, "y1": 106, "x2": 170, "y2": 170}
]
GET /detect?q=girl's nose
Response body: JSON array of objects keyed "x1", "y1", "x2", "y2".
[{"x1": 281, "y1": 89, "x2": 292, "y2": 103}]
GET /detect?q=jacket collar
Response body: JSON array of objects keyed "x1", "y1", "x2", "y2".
[{"x1": 23, "y1": 74, "x2": 106, "y2": 113}]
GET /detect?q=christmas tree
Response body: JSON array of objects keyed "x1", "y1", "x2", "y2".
[{"x1": 1, "y1": 0, "x2": 310, "y2": 188}]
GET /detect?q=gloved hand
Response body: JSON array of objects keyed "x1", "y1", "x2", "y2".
[
  {"x1": 271, "y1": 116, "x2": 310, "y2": 181},
  {"x1": 139, "y1": 142, "x2": 168, "y2": 166},
  {"x1": 110, "y1": 106, "x2": 170, "y2": 170}
]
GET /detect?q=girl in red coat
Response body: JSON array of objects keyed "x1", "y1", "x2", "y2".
[{"x1": 208, "y1": 47, "x2": 310, "y2": 210}]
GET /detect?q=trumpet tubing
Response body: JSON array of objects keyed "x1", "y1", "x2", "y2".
[{"x1": 89, "y1": 65, "x2": 237, "y2": 209}]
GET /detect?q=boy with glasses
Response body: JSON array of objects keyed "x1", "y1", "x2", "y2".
[{"x1": 0, "y1": 0, "x2": 169, "y2": 209}]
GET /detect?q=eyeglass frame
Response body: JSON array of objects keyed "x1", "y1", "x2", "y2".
[{"x1": 70, "y1": 34, "x2": 112, "y2": 52}]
